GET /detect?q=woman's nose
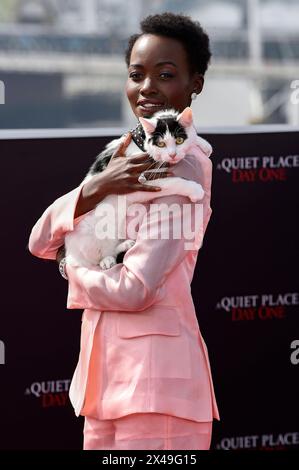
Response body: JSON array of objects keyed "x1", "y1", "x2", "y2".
[{"x1": 140, "y1": 77, "x2": 158, "y2": 95}]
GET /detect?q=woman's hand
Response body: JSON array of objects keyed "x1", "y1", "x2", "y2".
[
  {"x1": 87, "y1": 133, "x2": 172, "y2": 196},
  {"x1": 74, "y1": 133, "x2": 173, "y2": 218}
]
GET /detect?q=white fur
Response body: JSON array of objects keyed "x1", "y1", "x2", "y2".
[{"x1": 65, "y1": 108, "x2": 210, "y2": 269}]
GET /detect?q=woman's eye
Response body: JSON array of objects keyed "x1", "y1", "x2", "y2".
[
  {"x1": 160, "y1": 72, "x2": 173, "y2": 79},
  {"x1": 129, "y1": 72, "x2": 142, "y2": 80},
  {"x1": 176, "y1": 137, "x2": 184, "y2": 144},
  {"x1": 157, "y1": 141, "x2": 166, "y2": 148}
]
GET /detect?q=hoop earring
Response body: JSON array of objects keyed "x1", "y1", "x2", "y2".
[{"x1": 191, "y1": 92, "x2": 197, "y2": 101}]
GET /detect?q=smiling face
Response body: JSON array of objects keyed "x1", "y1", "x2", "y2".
[{"x1": 126, "y1": 34, "x2": 203, "y2": 119}]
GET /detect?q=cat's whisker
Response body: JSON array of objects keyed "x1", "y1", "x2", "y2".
[
  {"x1": 149, "y1": 161, "x2": 167, "y2": 180},
  {"x1": 145, "y1": 161, "x2": 160, "y2": 180},
  {"x1": 154, "y1": 162, "x2": 165, "y2": 180},
  {"x1": 145, "y1": 160, "x2": 157, "y2": 171},
  {"x1": 144, "y1": 160, "x2": 159, "y2": 180}
]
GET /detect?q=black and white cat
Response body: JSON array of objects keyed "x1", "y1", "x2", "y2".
[{"x1": 65, "y1": 107, "x2": 212, "y2": 269}]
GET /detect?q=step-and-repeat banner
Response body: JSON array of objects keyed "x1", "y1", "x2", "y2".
[{"x1": 0, "y1": 129, "x2": 298, "y2": 450}]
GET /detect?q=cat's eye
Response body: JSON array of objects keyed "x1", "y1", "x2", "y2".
[
  {"x1": 176, "y1": 137, "x2": 184, "y2": 144},
  {"x1": 157, "y1": 142, "x2": 166, "y2": 148}
]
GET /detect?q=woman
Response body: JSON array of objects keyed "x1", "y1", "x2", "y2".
[{"x1": 29, "y1": 12, "x2": 219, "y2": 450}]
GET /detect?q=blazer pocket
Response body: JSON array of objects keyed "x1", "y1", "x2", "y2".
[{"x1": 117, "y1": 305, "x2": 181, "y2": 338}]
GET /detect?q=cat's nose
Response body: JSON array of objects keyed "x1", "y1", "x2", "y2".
[{"x1": 169, "y1": 153, "x2": 176, "y2": 160}]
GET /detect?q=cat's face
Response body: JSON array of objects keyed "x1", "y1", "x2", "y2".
[{"x1": 139, "y1": 107, "x2": 197, "y2": 164}]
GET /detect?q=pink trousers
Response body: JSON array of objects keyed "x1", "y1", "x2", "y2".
[{"x1": 83, "y1": 413, "x2": 212, "y2": 450}]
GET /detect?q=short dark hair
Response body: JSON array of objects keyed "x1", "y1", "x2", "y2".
[{"x1": 125, "y1": 12, "x2": 211, "y2": 76}]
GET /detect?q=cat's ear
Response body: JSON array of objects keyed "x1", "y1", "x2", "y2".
[
  {"x1": 139, "y1": 117, "x2": 156, "y2": 134},
  {"x1": 178, "y1": 107, "x2": 193, "y2": 127}
]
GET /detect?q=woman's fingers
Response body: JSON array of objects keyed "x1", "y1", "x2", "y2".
[
  {"x1": 142, "y1": 171, "x2": 174, "y2": 179},
  {"x1": 154, "y1": 171, "x2": 174, "y2": 178},
  {"x1": 130, "y1": 183, "x2": 162, "y2": 192},
  {"x1": 132, "y1": 165, "x2": 173, "y2": 178},
  {"x1": 129, "y1": 162, "x2": 159, "y2": 174},
  {"x1": 127, "y1": 153, "x2": 151, "y2": 164},
  {"x1": 113, "y1": 133, "x2": 132, "y2": 158},
  {"x1": 128, "y1": 152, "x2": 170, "y2": 164},
  {"x1": 128, "y1": 156, "x2": 169, "y2": 173},
  {"x1": 127, "y1": 167, "x2": 173, "y2": 179},
  {"x1": 105, "y1": 133, "x2": 174, "y2": 194},
  {"x1": 129, "y1": 168, "x2": 174, "y2": 189}
]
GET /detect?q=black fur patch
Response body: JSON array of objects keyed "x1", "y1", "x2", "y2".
[
  {"x1": 149, "y1": 116, "x2": 187, "y2": 146},
  {"x1": 88, "y1": 140, "x2": 120, "y2": 175},
  {"x1": 89, "y1": 152, "x2": 112, "y2": 175}
]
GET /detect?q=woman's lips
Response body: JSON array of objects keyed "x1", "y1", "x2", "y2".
[{"x1": 137, "y1": 101, "x2": 165, "y2": 113}]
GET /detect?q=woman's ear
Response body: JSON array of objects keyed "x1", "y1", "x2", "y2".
[{"x1": 193, "y1": 73, "x2": 204, "y2": 95}]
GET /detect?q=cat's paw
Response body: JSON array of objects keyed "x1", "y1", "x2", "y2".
[
  {"x1": 189, "y1": 184, "x2": 205, "y2": 202},
  {"x1": 122, "y1": 239, "x2": 136, "y2": 251},
  {"x1": 99, "y1": 256, "x2": 116, "y2": 270},
  {"x1": 115, "y1": 239, "x2": 135, "y2": 255}
]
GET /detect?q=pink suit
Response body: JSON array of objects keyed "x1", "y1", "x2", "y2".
[{"x1": 28, "y1": 149, "x2": 219, "y2": 448}]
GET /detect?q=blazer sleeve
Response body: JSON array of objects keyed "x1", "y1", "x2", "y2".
[
  {"x1": 28, "y1": 185, "x2": 85, "y2": 260},
  {"x1": 65, "y1": 154, "x2": 213, "y2": 312}
]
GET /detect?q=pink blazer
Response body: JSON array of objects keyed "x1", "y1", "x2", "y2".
[{"x1": 29, "y1": 150, "x2": 220, "y2": 422}]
